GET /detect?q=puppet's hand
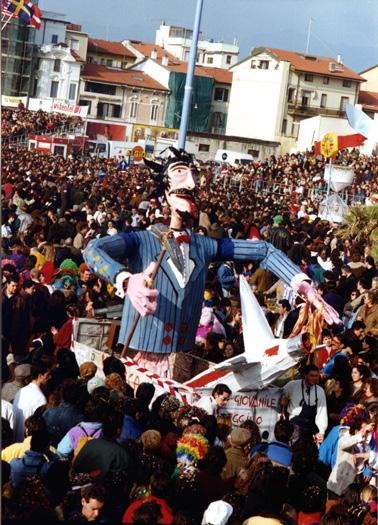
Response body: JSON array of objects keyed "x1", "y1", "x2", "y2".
[
  {"x1": 126, "y1": 262, "x2": 159, "y2": 317},
  {"x1": 296, "y1": 280, "x2": 341, "y2": 325}
]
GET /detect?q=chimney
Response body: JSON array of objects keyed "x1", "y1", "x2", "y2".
[
  {"x1": 162, "y1": 55, "x2": 169, "y2": 66},
  {"x1": 337, "y1": 54, "x2": 343, "y2": 64},
  {"x1": 151, "y1": 48, "x2": 158, "y2": 60}
]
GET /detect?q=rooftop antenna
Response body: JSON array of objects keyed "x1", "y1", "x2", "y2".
[{"x1": 305, "y1": 17, "x2": 313, "y2": 54}]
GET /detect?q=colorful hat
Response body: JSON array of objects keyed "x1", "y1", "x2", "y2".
[
  {"x1": 176, "y1": 432, "x2": 209, "y2": 468},
  {"x1": 339, "y1": 403, "x2": 368, "y2": 426},
  {"x1": 59, "y1": 259, "x2": 79, "y2": 275}
]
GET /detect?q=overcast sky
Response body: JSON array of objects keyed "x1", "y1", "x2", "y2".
[{"x1": 39, "y1": 0, "x2": 377, "y2": 73}]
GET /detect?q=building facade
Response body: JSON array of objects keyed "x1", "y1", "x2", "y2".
[
  {"x1": 127, "y1": 44, "x2": 232, "y2": 134},
  {"x1": 33, "y1": 44, "x2": 81, "y2": 103},
  {"x1": 227, "y1": 47, "x2": 365, "y2": 152},
  {"x1": 65, "y1": 23, "x2": 88, "y2": 62},
  {"x1": 86, "y1": 38, "x2": 136, "y2": 69},
  {"x1": 78, "y1": 63, "x2": 169, "y2": 126},
  {"x1": 1, "y1": 18, "x2": 38, "y2": 97},
  {"x1": 155, "y1": 23, "x2": 239, "y2": 69},
  {"x1": 34, "y1": 10, "x2": 68, "y2": 46}
]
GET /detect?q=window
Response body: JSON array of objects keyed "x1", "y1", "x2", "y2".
[
  {"x1": 247, "y1": 149, "x2": 259, "y2": 158},
  {"x1": 281, "y1": 118, "x2": 287, "y2": 134},
  {"x1": 250, "y1": 60, "x2": 256, "y2": 69},
  {"x1": 130, "y1": 101, "x2": 137, "y2": 119},
  {"x1": 106, "y1": 59, "x2": 112, "y2": 67},
  {"x1": 342, "y1": 79, "x2": 352, "y2": 88},
  {"x1": 122, "y1": 62, "x2": 128, "y2": 69},
  {"x1": 226, "y1": 55, "x2": 232, "y2": 64},
  {"x1": 79, "y1": 99, "x2": 91, "y2": 113},
  {"x1": 212, "y1": 112, "x2": 224, "y2": 128},
  {"x1": 97, "y1": 102, "x2": 108, "y2": 118},
  {"x1": 340, "y1": 96, "x2": 349, "y2": 111},
  {"x1": 287, "y1": 88, "x2": 295, "y2": 103},
  {"x1": 112, "y1": 105, "x2": 121, "y2": 118},
  {"x1": 323, "y1": 76, "x2": 329, "y2": 85},
  {"x1": 50, "y1": 80, "x2": 59, "y2": 98},
  {"x1": 214, "y1": 87, "x2": 229, "y2": 102},
  {"x1": 53, "y1": 59, "x2": 61, "y2": 72},
  {"x1": 304, "y1": 73, "x2": 313, "y2": 82},
  {"x1": 68, "y1": 83, "x2": 76, "y2": 101},
  {"x1": 85, "y1": 81, "x2": 116, "y2": 95},
  {"x1": 52, "y1": 145, "x2": 65, "y2": 156},
  {"x1": 198, "y1": 144, "x2": 210, "y2": 152},
  {"x1": 97, "y1": 103, "x2": 121, "y2": 118},
  {"x1": 150, "y1": 104, "x2": 159, "y2": 121},
  {"x1": 259, "y1": 60, "x2": 269, "y2": 69},
  {"x1": 320, "y1": 94, "x2": 327, "y2": 108},
  {"x1": 70, "y1": 39, "x2": 79, "y2": 51},
  {"x1": 301, "y1": 91, "x2": 311, "y2": 107},
  {"x1": 51, "y1": 34, "x2": 58, "y2": 44},
  {"x1": 207, "y1": 56, "x2": 213, "y2": 64}
]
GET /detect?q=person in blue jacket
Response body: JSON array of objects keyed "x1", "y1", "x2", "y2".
[{"x1": 10, "y1": 430, "x2": 58, "y2": 487}]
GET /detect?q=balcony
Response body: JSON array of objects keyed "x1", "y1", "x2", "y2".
[{"x1": 287, "y1": 103, "x2": 346, "y2": 118}]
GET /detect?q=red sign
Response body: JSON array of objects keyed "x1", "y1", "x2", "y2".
[{"x1": 132, "y1": 145, "x2": 144, "y2": 161}]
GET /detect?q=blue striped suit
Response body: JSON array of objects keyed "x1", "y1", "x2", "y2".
[{"x1": 84, "y1": 231, "x2": 303, "y2": 354}]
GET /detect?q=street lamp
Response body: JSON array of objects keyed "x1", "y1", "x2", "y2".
[{"x1": 178, "y1": 0, "x2": 204, "y2": 150}]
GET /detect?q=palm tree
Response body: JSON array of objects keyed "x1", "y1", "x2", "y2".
[{"x1": 336, "y1": 204, "x2": 378, "y2": 259}]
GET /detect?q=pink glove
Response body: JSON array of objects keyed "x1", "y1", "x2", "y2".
[
  {"x1": 296, "y1": 280, "x2": 341, "y2": 325},
  {"x1": 126, "y1": 262, "x2": 159, "y2": 317}
]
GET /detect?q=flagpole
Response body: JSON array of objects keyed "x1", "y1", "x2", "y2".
[
  {"x1": 178, "y1": 0, "x2": 204, "y2": 150},
  {"x1": 325, "y1": 157, "x2": 332, "y2": 220},
  {"x1": 2, "y1": 13, "x2": 13, "y2": 30},
  {"x1": 305, "y1": 17, "x2": 313, "y2": 54}
]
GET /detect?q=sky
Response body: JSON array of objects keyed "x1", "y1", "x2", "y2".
[{"x1": 39, "y1": 0, "x2": 378, "y2": 73}]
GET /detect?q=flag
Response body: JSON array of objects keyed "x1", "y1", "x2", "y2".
[
  {"x1": 1, "y1": 0, "x2": 14, "y2": 17},
  {"x1": 6, "y1": 0, "x2": 32, "y2": 25},
  {"x1": 314, "y1": 132, "x2": 366, "y2": 156},
  {"x1": 26, "y1": 1, "x2": 41, "y2": 28},
  {"x1": 346, "y1": 103, "x2": 378, "y2": 142}
]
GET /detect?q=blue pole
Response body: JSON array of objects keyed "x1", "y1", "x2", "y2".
[{"x1": 178, "y1": 0, "x2": 204, "y2": 150}]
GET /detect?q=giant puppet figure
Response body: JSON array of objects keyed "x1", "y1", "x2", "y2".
[{"x1": 84, "y1": 149, "x2": 339, "y2": 376}]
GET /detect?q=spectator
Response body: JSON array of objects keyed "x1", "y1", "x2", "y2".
[{"x1": 13, "y1": 359, "x2": 54, "y2": 442}]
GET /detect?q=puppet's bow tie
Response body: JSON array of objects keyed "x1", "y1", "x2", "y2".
[{"x1": 176, "y1": 234, "x2": 191, "y2": 245}]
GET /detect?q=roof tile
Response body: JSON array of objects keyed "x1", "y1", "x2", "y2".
[
  {"x1": 81, "y1": 63, "x2": 169, "y2": 91},
  {"x1": 260, "y1": 47, "x2": 365, "y2": 81},
  {"x1": 88, "y1": 38, "x2": 136, "y2": 58}
]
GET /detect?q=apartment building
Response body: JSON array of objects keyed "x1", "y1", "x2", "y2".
[
  {"x1": 226, "y1": 47, "x2": 365, "y2": 152},
  {"x1": 155, "y1": 23, "x2": 239, "y2": 69},
  {"x1": 78, "y1": 63, "x2": 169, "y2": 125}
]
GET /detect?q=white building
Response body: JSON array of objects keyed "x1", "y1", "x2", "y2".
[
  {"x1": 155, "y1": 23, "x2": 239, "y2": 69},
  {"x1": 226, "y1": 47, "x2": 365, "y2": 152},
  {"x1": 360, "y1": 64, "x2": 378, "y2": 92},
  {"x1": 34, "y1": 11, "x2": 68, "y2": 46},
  {"x1": 34, "y1": 44, "x2": 81, "y2": 104}
]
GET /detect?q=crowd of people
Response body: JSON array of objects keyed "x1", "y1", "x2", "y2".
[
  {"x1": 1, "y1": 106, "x2": 378, "y2": 524},
  {"x1": 1, "y1": 106, "x2": 82, "y2": 142}
]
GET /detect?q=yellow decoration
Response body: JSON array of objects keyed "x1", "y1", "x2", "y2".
[{"x1": 320, "y1": 132, "x2": 338, "y2": 158}]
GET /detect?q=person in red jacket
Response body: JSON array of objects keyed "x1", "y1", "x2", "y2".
[
  {"x1": 51, "y1": 304, "x2": 79, "y2": 355},
  {"x1": 122, "y1": 472, "x2": 173, "y2": 524}
]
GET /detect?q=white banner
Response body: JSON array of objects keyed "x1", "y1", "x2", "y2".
[
  {"x1": 219, "y1": 387, "x2": 282, "y2": 436},
  {"x1": 2, "y1": 95, "x2": 27, "y2": 108},
  {"x1": 28, "y1": 98, "x2": 53, "y2": 112},
  {"x1": 27, "y1": 98, "x2": 88, "y2": 117},
  {"x1": 51, "y1": 100, "x2": 88, "y2": 117}
]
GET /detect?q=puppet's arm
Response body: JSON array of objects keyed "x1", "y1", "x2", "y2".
[
  {"x1": 216, "y1": 238, "x2": 340, "y2": 325},
  {"x1": 84, "y1": 233, "x2": 158, "y2": 316}
]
